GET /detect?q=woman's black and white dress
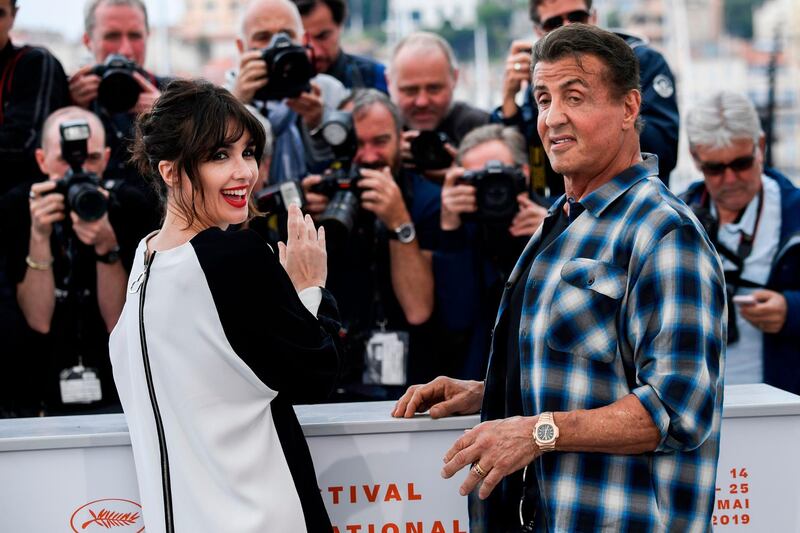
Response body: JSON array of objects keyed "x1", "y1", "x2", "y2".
[{"x1": 109, "y1": 227, "x2": 340, "y2": 533}]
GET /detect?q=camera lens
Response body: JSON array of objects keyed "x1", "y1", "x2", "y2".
[
  {"x1": 68, "y1": 182, "x2": 107, "y2": 221},
  {"x1": 98, "y1": 70, "x2": 142, "y2": 113},
  {"x1": 318, "y1": 190, "x2": 359, "y2": 249},
  {"x1": 477, "y1": 175, "x2": 517, "y2": 220}
]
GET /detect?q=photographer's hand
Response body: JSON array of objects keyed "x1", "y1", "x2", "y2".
[
  {"x1": 359, "y1": 167, "x2": 411, "y2": 229},
  {"x1": 441, "y1": 166, "x2": 476, "y2": 231},
  {"x1": 233, "y1": 51, "x2": 268, "y2": 104},
  {"x1": 501, "y1": 40, "x2": 534, "y2": 119},
  {"x1": 70, "y1": 195, "x2": 118, "y2": 253},
  {"x1": 401, "y1": 130, "x2": 419, "y2": 169},
  {"x1": 28, "y1": 181, "x2": 64, "y2": 240},
  {"x1": 68, "y1": 65, "x2": 101, "y2": 109},
  {"x1": 132, "y1": 71, "x2": 162, "y2": 115},
  {"x1": 739, "y1": 289, "x2": 788, "y2": 334},
  {"x1": 301, "y1": 174, "x2": 329, "y2": 217},
  {"x1": 287, "y1": 82, "x2": 323, "y2": 130},
  {"x1": 509, "y1": 193, "x2": 547, "y2": 237},
  {"x1": 279, "y1": 204, "x2": 327, "y2": 292}
]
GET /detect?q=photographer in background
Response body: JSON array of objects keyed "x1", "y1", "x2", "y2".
[
  {"x1": 681, "y1": 91, "x2": 800, "y2": 394},
  {"x1": 290, "y1": 0, "x2": 387, "y2": 92},
  {"x1": 69, "y1": 0, "x2": 168, "y2": 188},
  {"x1": 0, "y1": 0, "x2": 70, "y2": 194},
  {"x1": 434, "y1": 124, "x2": 547, "y2": 379},
  {"x1": 0, "y1": 107, "x2": 158, "y2": 416},
  {"x1": 493, "y1": 0, "x2": 679, "y2": 194},
  {"x1": 387, "y1": 32, "x2": 489, "y2": 182},
  {"x1": 230, "y1": 0, "x2": 349, "y2": 184},
  {"x1": 302, "y1": 89, "x2": 440, "y2": 400}
]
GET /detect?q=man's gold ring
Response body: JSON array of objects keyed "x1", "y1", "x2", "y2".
[
  {"x1": 472, "y1": 462, "x2": 488, "y2": 478},
  {"x1": 513, "y1": 62, "x2": 522, "y2": 72}
]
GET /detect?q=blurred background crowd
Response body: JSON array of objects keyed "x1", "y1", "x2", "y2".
[{"x1": 1, "y1": 0, "x2": 798, "y2": 417}]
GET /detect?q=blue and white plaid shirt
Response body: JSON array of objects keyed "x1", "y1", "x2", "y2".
[{"x1": 473, "y1": 155, "x2": 727, "y2": 532}]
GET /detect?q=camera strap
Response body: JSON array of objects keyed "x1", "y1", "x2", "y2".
[{"x1": 0, "y1": 45, "x2": 31, "y2": 125}]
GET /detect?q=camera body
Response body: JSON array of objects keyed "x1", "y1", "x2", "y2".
[
  {"x1": 255, "y1": 32, "x2": 315, "y2": 101},
  {"x1": 254, "y1": 180, "x2": 305, "y2": 213},
  {"x1": 91, "y1": 54, "x2": 146, "y2": 113},
  {"x1": 48, "y1": 120, "x2": 107, "y2": 222},
  {"x1": 459, "y1": 160, "x2": 527, "y2": 222},
  {"x1": 410, "y1": 130, "x2": 453, "y2": 170}
]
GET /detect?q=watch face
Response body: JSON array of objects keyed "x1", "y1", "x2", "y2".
[{"x1": 537, "y1": 424, "x2": 554, "y2": 441}]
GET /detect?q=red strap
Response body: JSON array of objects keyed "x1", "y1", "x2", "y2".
[{"x1": 0, "y1": 45, "x2": 32, "y2": 125}]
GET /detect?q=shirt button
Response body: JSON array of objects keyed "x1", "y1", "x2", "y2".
[{"x1": 505, "y1": 281, "x2": 513, "y2": 289}]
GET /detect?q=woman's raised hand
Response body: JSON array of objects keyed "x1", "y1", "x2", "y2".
[{"x1": 278, "y1": 204, "x2": 327, "y2": 291}]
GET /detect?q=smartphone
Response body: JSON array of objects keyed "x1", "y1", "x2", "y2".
[{"x1": 732, "y1": 294, "x2": 757, "y2": 306}]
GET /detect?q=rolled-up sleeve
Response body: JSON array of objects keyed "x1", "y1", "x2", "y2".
[{"x1": 626, "y1": 224, "x2": 727, "y2": 452}]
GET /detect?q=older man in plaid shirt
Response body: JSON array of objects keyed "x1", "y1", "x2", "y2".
[{"x1": 394, "y1": 24, "x2": 726, "y2": 533}]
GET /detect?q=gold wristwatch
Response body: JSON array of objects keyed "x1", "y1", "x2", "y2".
[{"x1": 533, "y1": 412, "x2": 559, "y2": 452}]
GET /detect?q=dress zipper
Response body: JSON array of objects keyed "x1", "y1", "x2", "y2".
[{"x1": 137, "y1": 251, "x2": 175, "y2": 533}]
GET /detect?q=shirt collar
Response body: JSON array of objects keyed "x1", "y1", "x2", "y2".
[{"x1": 545, "y1": 153, "x2": 659, "y2": 218}]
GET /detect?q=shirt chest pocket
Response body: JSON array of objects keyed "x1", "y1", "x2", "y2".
[{"x1": 545, "y1": 258, "x2": 627, "y2": 363}]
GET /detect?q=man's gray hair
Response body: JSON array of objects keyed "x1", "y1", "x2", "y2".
[
  {"x1": 686, "y1": 91, "x2": 763, "y2": 150},
  {"x1": 457, "y1": 124, "x2": 528, "y2": 167},
  {"x1": 239, "y1": 0, "x2": 304, "y2": 42},
  {"x1": 350, "y1": 88, "x2": 402, "y2": 135},
  {"x1": 390, "y1": 31, "x2": 458, "y2": 76},
  {"x1": 84, "y1": 0, "x2": 149, "y2": 37}
]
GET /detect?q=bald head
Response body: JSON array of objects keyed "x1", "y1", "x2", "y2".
[
  {"x1": 239, "y1": 0, "x2": 304, "y2": 50},
  {"x1": 37, "y1": 106, "x2": 109, "y2": 180}
]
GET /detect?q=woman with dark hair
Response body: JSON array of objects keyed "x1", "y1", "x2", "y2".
[{"x1": 109, "y1": 79, "x2": 340, "y2": 533}]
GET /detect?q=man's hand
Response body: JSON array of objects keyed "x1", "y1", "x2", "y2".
[
  {"x1": 442, "y1": 415, "x2": 539, "y2": 500},
  {"x1": 131, "y1": 71, "x2": 161, "y2": 115},
  {"x1": 301, "y1": 174, "x2": 329, "y2": 217},
  {"x1": 400, "y1": 130, "x2": 419, "y2": 168},
  {"x1": 509, "y1": 194, "x2": 547, "y2": 237},
  {"x1": 278, "y1": 204, "x2": 327, "y2": 291},
  {"x1": 70, "y1": 190, "x2": 118, "y2": 254},
  {"x1": 392, "y1": 376, "x2": 484, "y2": 419},
  {"x1": 739, "y1": 289, "x2": 788, "y2": 333},
  {"x1": 287, "y1": 82, "x2": 323, "y2": 130},
  {"x1": 501, "y1": 40, "x2": 533, "y2": 118},
  {"x1": 69, "y1": 65, "x2": 101, "y2": 109},
  {"x1": 28, "y1": 181, "x2": 65, "y2": 240},
  {"x1": 359, "y1": 167, "x2": 411, "y2": 229},
  {"x1": 441, "y1": 166, "x2": 476, "y2": 231},
  {"x1": 233, "y1": 50, "x2": 268, "y2": 103}
]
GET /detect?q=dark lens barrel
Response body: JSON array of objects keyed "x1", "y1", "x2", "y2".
[
  {"x1": 97, "y1": 70, "x2": 142, "y2": 113},
  {"x1": 68, "y1": 183, "x2": 107, "y2": 221},
  {"x1": 318, "y1": 190, "x2": 359, "y2": 248},
  {"x1": 477, "y1": 175, "x2": 518, "y2": 220}
]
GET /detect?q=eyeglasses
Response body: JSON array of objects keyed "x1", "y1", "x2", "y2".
[
  {"x1": 697, "y1": 152, "x2": 757, "y2": 176},
  {"x1": 539, "y1": 10, "x2": 591, "y2": 32}
]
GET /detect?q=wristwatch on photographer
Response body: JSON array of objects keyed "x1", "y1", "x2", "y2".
[
  {"x1": 95, "y1": 245, "x2": 121, "y2": 264},
  {"x1": 389, "y1": 222, "x2": 416, "y2": 244},
  {"x1": 533, "y1": 412, "x2": 559, "y2": 452}
]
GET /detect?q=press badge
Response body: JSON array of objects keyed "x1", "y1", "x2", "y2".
[
  {"x1": 363, "y1": 330, "x2": 408, "y2": 385},
  {"x1": 59, "y1": 364, "x2": 103, "y2": 404}
]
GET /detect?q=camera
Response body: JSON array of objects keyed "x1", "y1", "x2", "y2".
[
  {"x1": 410, "y1": 130, "x2": 453, "y2": 170},
  {"x1": 91, "y1": 54, "x2": 146, "y2": 113},
  {"x1": 47, "y1": 120, "x2": 107, "y2": 222},
  {"x1": 303, "y1": 110, "x2": 363, "y2": 246},
  {"x1": 254, "y1": 180, "x2": 305, "y2": 213},
  {"x1": 459, "y1": 160, "x2": 528, "y2": 221},
  {"x1": 255, "y1": 32, "x2": 315, "y2": 101}
]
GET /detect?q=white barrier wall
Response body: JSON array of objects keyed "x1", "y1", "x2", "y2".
[{"x1": 0, "y1": 384, "x2": 798, "y2": 532}]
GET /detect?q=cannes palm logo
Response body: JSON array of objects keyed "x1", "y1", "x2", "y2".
[{"x1": 70, "y1": 498, "x2": 144, "y2": 532}]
